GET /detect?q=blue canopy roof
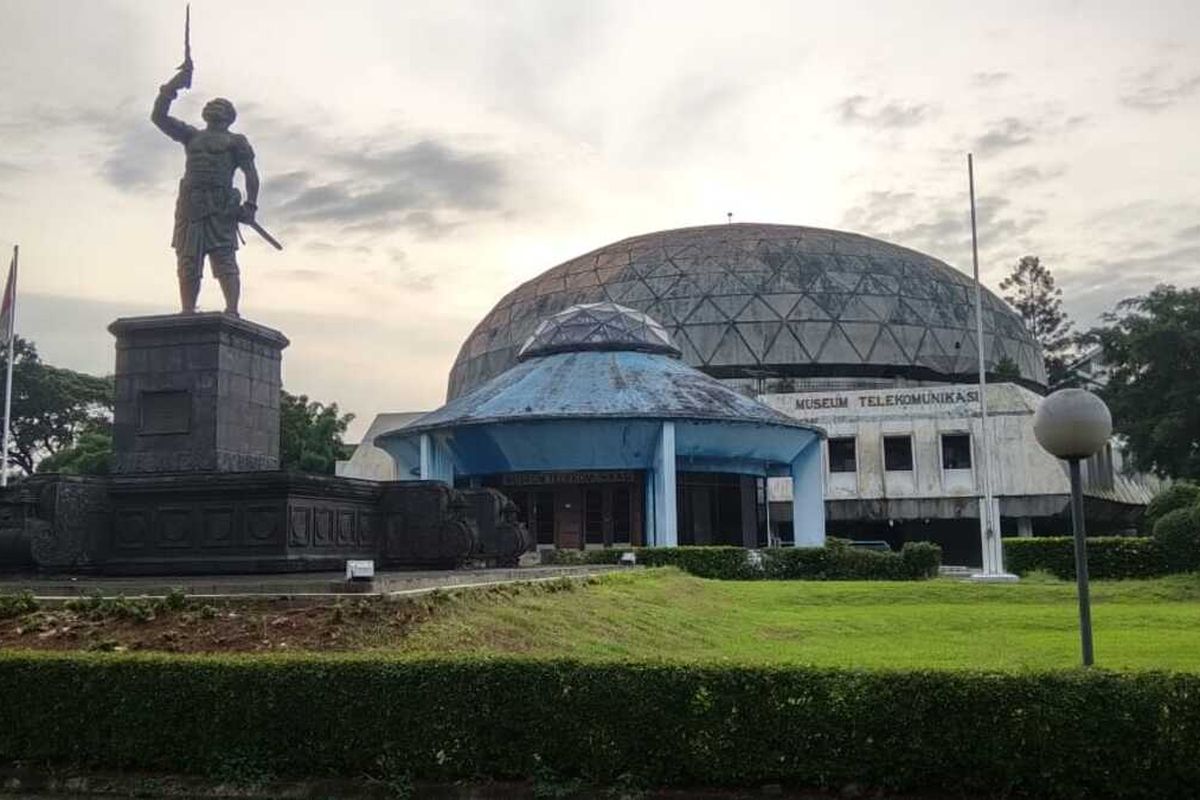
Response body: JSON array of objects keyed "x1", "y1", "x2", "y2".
[
  {"x1": 376, "y1": 303, "x2": 824, "y2": 481},
  {"x1": 386, "y1": 349, "x2": 817, "y2": 438}
]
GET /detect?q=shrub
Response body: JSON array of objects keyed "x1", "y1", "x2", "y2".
[
  {"x1": 543, "y1": 544, "x2": 942, "y2": 581},
  {"x1": 540, "y1": 549, "x2": 625, "y2": 566},
  {"x1": 900, "y1": 541, "x2": 943, "y2": 579},
  {"x1": 635, "y1": 546, "x2": 762, "y2": 579},
  {"x1": 1143, "y1": 482, "x2": 1200, "y2": 531},
  {"x1": 0, "y1": 591, "x2": 39, "y2": 619},
  {"x1": 1003, "y1": 537, "x2": 1169, "y2": 579},
  {"x1": 1152, "y1": 506, "x2": 1200, "y2": 573},
  {"x1": 0, "y1": 652, "x2": 1198, "y2": 799}
]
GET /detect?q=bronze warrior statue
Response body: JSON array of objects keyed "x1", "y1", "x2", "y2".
[{"x1": 151, "y1": 61, "x2": 258, "y2": 316}]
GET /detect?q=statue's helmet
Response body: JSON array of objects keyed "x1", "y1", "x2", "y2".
[{"x1": 202, "y1": 98, "x2": 237, "y2": 126}]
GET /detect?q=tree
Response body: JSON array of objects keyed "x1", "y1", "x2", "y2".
[
  {"x1": 36, "y1": 423, "x2": 113, "y2": 475},
  {"x1": 999, "y1": 256, "x2": 1075, "y2": 387},
  {"x1": 1, "y1": 338, "x2": 114, "y2": 477},
  {"x1": 279, "y1": 390, "x2": 355, "y2": 475},
  {"x1": 1088, "y1": 284, "x2": 1200, "y2": 480},
  {"x1": 992, "y1": 356, "x2": 1021, "y2": 382}
]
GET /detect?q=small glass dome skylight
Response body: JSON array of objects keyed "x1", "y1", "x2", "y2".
[{"x1": 516, "y1": 302, "x2": 681, "y2": 361}]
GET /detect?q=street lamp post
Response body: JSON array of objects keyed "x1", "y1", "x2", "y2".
[{"x1": 1032, "y1": 388, "x2": 1113, "y2": 667}]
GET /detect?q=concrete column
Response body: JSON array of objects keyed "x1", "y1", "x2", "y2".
[
  {"x1": 1017, "y1": 516, "x2": 1034, "y2": 538},
  {"x1": 980, "y1": 496, "x2": 1004, "y2": 573},
  {"x1": 643, "y1": 470, "x2": 656, "y2": 546},
  {"x1": 791, "y1": 439, "x2": 826, "y2": 548},
  {"x1": 739, "y1": 475, "x2": 758, "y2": 548},
  {"x1": 419, "y1": 433, "x2": 454, "y2": 484},
  {"x1": 419, "y1": 433, "x2": 432, "y2": 480},
  {"x1": 653, "y1": 421, "x2": 678, "y2": 547}
]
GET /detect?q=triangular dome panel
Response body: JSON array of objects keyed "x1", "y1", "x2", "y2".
[
  {"x1": 763, "y1": 325, "x2": 811, "y2": 364},
  {"x1": 708, "y1": 325, "x2": 759, "y2": 367},
  {"x1": 818, "y1": 324, "x2": 862, "y2": 363}
]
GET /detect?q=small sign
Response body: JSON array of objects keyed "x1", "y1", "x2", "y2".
[
  {"x1": 501, "y1": 470, "x2": 638, "y2": 486},
  {"x1": 345, "y1": 559, "x2": 375, "y2": 582},
  {"x1": 139, "y1": 390, "x2": 191, "y2": 435}
]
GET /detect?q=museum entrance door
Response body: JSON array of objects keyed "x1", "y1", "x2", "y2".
[
  {"x1": 677, "y1": 472, "x2": 752, "y2": 546},
  {"x1": 489, "y1": 471, "x2": 643, "y2": 549}
]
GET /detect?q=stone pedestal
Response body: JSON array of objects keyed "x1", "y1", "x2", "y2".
[{"x1": 109, "y1": 313, "x2": 289, "y2": 474}]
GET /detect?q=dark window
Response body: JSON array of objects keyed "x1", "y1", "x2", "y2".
[
  {"x1": 828, "y1": 437, "x2": 857, "y2": 473},
  {"x1": 612, "y1": 487, "x2": 632, "y2": 544},
  {"x1": 584, "y1": 488, "x2": 604, "y2": 544},
  {"x1": 883, "y1": 435, "x2": 913, "y2": 471},
  {"x1": 534, "y1": 491, "x2": 555, "y2": 545},
  {"x1": 941, "y1": 433, "x2": 972, "y2": 470}
]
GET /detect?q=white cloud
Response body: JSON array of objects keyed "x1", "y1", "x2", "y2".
[{"x1": 1, "y1": 0, "x2": 1199, "y2": 436}]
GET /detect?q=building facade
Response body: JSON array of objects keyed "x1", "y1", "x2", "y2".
[{"x1": 341, "y1": 222, "x2": 1153, "y2": 562}]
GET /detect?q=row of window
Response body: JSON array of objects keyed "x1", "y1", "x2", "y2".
[{"x1": 828, "y1": 433, "x2": 972, "y2": 474}]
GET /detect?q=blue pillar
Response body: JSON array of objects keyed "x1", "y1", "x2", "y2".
[
  {"x1": 419, "y1": 433, "x2": 454, "y2": 484},
  {"x1": 653, "y1": 421, "x2": 678, "y2": 547},
  {"x1": 643, "y1": 469, "x2": 657, "y2": 546},
  {"x1": 791, "y1": 438, "x2": 825, "y2": 548}
]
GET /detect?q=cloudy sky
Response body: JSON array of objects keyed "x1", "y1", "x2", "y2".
[{"x1": 1, "y1": 0, "x2": 1197, "y2": 438}]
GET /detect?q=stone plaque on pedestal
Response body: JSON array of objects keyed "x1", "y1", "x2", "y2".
[{"x1": 109, "y1": 313, "x2": 290, "y2": 474}]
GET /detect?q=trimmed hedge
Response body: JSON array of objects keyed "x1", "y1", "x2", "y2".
[
  {"x1": 1153, "y1": 505, "x2": 1200, "y2": 572},
  {"x1": 1, "y1": 652, "x2": 1199, "y2": 798},
  {"x1": 543, "y1": 542, "x2": 942, "y2": 580},
  {"x1": 1003, "y1": 536, "x2": 1169, "y2": 579}
]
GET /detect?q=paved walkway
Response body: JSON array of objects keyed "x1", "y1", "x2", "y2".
[{"x1": 0, "y1": 564, "x2": 630, "y2": 600}]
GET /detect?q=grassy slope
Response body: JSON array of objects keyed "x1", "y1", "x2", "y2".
[{"x1": 395, "y1": 568, "x2": 1200, "y2": 671}]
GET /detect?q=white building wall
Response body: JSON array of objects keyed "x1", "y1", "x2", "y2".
[
  {"x1": 762, "y1": 384, "x2": 1076, "y2": 507},
  {"x1": 335, "y1": 412, "x2": 428, "y2": 480}
]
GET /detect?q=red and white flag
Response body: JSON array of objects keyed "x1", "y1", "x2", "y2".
[{"x1": 0, "y1": 247, "x2": 15, "y2": 346}]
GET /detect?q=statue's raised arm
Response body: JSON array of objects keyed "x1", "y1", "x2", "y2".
[{"x1": 151, "y1": 66, "x2": 197, "y2": 144}]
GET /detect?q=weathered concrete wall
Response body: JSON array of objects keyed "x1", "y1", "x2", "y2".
[
  {"x1": 109, "y1": 314, "x2": 288, "y2": 474},
  {"x1": 761, "y1": 383, "x2": 1154, "y2": 517}
]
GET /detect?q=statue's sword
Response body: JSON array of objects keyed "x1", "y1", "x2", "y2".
[
  {"x1": 177, "y1": 4, "x2": 192, "y2": 88},
  {"x1": 242, "y1": 219, "x2": 284, "y2": 250}
]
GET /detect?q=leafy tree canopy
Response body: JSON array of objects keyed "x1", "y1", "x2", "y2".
[
  {"x1": 36, "y1": 423, "x2": 113, "y2": 476},
  {"x1": 1, "y1": 337, "x2": 113, "y2": 477},
  {"x1": 1089, "y1": 285, "x2": 1200, "y2": 480},
  {"x1": 999, "y1": 256, "x2": 1076, "y2": 387},
  {"x1": 279, "y1": 390, "x2": 355, "y2": 475}
]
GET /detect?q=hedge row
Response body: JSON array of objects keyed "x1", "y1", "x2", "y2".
[
  {"x1": 543, "y1": 542, "x2": 942, "y2": 580},
  {"x1": 1003, "y1": 537, "x2": 1170, "y2": 579},
  {"x1": 1, "y1": 652, "x2": 1198, "y2": 799}
]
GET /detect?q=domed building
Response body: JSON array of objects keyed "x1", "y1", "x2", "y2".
[
  {"x1": 344, "y1": 223, "x2": 1151, "y2": 566},
  {"x1": 449, "y1": 223, "x2": 1047, "y2": 400}
]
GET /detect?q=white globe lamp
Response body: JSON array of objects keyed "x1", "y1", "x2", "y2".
[
  {"x1": 1032, "y1": 387, "x2": 1113, "y2": 667},
  {"x1": 1034, "y1": 389, "x2": 1112, "y2": 460}
]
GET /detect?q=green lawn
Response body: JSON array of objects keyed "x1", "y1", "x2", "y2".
[{"x1": 394, "y1": 568, "x2": 1200, "y2": 671}]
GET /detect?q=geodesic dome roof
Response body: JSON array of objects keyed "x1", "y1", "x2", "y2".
[
  {"x1": 517, "y1": 302, "x2": 681, "y2": 360},
  {"x1": 448, "y1": 223, "x2": 1046, "y2": 400}
]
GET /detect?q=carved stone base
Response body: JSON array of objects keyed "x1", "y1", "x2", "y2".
[
  {"x1": 109, "y1": 313, "x2": 289, "y2": 475},
  {"x1": 0, "y1": 473, "x2": 531, "y2": 576}
]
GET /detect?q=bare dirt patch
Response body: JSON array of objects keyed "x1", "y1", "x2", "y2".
[{"x1": 0, "y1": 592, "x2": 435, "y2": 654}]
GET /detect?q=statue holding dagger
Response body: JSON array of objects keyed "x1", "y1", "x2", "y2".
[{"x1": 151, "y1": 6, "x2": 281, "y2": 316}]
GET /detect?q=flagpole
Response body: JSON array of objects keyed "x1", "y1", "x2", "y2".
[
  {"x1": 967, "y1": 155, "x2": 1000, "y2": 576},
  {"x1": 1, "y1": 245, "x2": 16, "y2": 488}
]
